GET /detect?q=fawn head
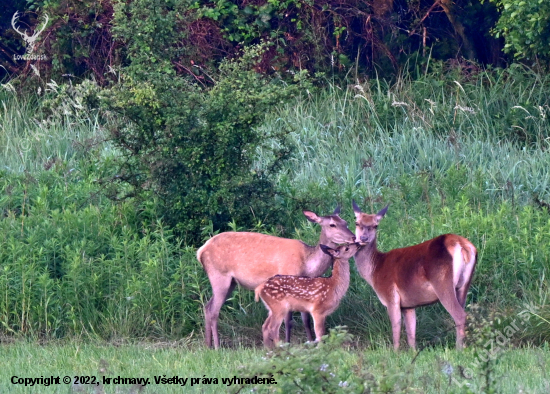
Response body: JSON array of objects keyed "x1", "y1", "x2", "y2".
[{"x1": 319, "y1": 243, "x2": 360, "y2": 260}]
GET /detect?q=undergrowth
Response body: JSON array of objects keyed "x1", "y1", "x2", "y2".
[{"x1": 0, "y1": 65, "x2": 549, "y2": 346}]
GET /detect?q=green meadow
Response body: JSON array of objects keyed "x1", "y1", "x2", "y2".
[{"x1": 1, "y1": 64, "x2": 550, "y2": 392}]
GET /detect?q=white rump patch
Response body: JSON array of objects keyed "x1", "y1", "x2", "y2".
[{"x1": 453, "y1": 245, "x2": 466, "y2": 288}]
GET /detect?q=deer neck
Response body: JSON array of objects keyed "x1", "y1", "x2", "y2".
[
  {"x1": 329, "y1": 258, "x2": 350, "y2": 302},
  {"x1": 354, "y1": 236, "x2": 383, "y2": 288},
  {"x1": 303, "y1": 231, "x2": 338, "y2": 277}
]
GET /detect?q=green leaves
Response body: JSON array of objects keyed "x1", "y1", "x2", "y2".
[
  {"x1": 490, "y1": 0, "x2": 550, "y2": 62},
  {"x1": 104, "y1": 41, "x2": 309, "y2": 242},
  {"x1": 236, "y1": 327, "x2": 417, "y2": 393},
  {"x1": 0, "y1": 168, "x2": 207, "y2": 338}
]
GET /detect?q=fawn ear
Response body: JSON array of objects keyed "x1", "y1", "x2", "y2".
[
  {"x1": 375, "y1": 204, "x2": 389, "y2": 223},
  {"x1": 320, "y1": 244, "x2": 338, "y2": 257},
  {"x1": 332, "y1": 204, "x2": 341, "y2": 216},
  {"x1": 303, "y1": 210, "x2": 322, "y2": 223}
]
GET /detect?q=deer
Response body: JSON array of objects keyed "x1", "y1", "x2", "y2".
[
  {"x1": 255, "y1": 243, "x2": 360, "y2": 348},
  {"x1": 197, "y1": 206, "x2": 356, "y2": 349},
  {"x1": 352, "y1": 201, "x2": 477, "y2": 350}
]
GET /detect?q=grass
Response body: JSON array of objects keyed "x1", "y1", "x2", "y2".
[
  {"x1": 0, "y1": 85, "x2": 113, "y2": 173},
  {"x1": 1, "y1": 67, "x2": 550, "y2": 391},
  {"x1": 0, "y1": 338, "x2": 548, "y2": 393},
  {"x1": 257, "y1": 66, "x2": 550, "y2": 209}
]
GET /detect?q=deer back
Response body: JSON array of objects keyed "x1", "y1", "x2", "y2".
[
  {"x1": 198, "y1": 232, "x2": 314, "y2": 290},
  {"x1": 353, "y1": 202, "x2": 477, "y2": 309},
  {"x1": 256, "y1": 258, "x2": 351, "y2": 313}
]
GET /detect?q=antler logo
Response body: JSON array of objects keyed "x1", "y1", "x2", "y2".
[{"x1": 11, "y1": 11, "x2": 49, "y2": 55}]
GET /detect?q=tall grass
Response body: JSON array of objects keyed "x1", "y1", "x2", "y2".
[
  {"x1": 257, "y1": 65, "x2": 550, "y2": 209},
  {"x1": 0, "y1": 87, "x2": 113, "y2": 173},
  {"x1": 0, "y1": 169, "x2": 210, "y2": 339}
]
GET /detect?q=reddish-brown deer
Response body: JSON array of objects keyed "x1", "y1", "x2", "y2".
[
  {"x1": 255, "y1": 243, "x2": 360, "y2": 348},
  {"x1": 197, "y1": 206, "x2": 356, "y2": 349},
  {"x1": 352, "y1": 201, "x2": 477, "y2": 350}
]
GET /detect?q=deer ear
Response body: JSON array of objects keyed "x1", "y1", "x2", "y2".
[
  {"x1": 352, "y1": 200, "x2": 362, "y2": 216},
  {"x1": 375, "y1": 204, "x2": 389, "y2": 222},
  {"x1": 303, "y1": 210, "x2": 322, "y2": 223},
  {"x1": 333, "y1": 204, "x2": 341, "y2": 216},
  {"x1": 320, "y1": 244, "x2": 337, "y2": 257}
]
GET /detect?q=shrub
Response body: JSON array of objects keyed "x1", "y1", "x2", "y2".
[
  {"x1": 489, "y1": 0, "x2": 550, "y2": 64},
  {"x1": 235, "y1": 327, "x2": 417, "y2": 393},
  {"x1": 103, "y1": 43, "x2": 312, "y2": 242}
]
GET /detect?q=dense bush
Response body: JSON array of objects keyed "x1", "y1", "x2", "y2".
[
  {"x1": 102, "y1": 42, "x2": 312, "y2": 242},
  {"x1": 2, "y1": 0, "x2": 504, "y2": 82},
  {"x1": 490, "y1": 0, "x2": 550, "y2": 63}
]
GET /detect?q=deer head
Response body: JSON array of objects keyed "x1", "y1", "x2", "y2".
[
  {"x1": 303, "y1": 204, "x2": 356, "y2": 245},
  {"x1": 319, "y1": 243, "x2": 360, "y2": 260},
  {"x1": 12, "y1": 11, "x2": 49, "y2": 55},
  {"x1": 352, "y1": 201, "x2": 389, "y2": 244}
]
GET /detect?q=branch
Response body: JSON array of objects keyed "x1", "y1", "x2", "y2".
[{"x1": 409, "y1": 0, "x2": 442, "y2": 37}]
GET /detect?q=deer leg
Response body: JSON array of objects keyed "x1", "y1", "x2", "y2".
[
  {"x1": 268, "y1": 310, "x2": 286, "y2": 348},
  {"x1": 387, "y1": 302, "x2": 402, "y2": 350},
  {"x1": 434, "y1": 284, "x2": 467, "y2": 350},
  {"x1": 262, "y1": 313, "x2": 274, "y2": 348},
  {"x1": 204, "y1": 274, "x2": 235, "y2": 349},
  {"x1": 311, "y1": 312, "x2": 326, "y2": 342},
  {"x1": 301, "y1": 312, "x2": 314, "y2": 342},
  {"x1": 403, "y1": 308, "x2": 417, "y2": 350},
  {"x1": 284, "y1": 312, "x2": 293, "y2": 343},
  {"x1": 285, "y1": 313, "x2": 313, "y2": 342}
]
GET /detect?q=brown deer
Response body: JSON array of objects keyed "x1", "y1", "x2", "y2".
[
  {"x1": 255, "y1": 243, "x2": 360, "y2": 348},
  {"x1": 197, "y1": 206, "x2": 356, "y2": 349},
  {"x1": 352, "y1": 201, "x2": 477, "y2": 350}
]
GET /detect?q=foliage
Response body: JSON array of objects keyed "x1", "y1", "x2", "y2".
[
  {"x1": 235, "y1": 327, "x2": 416, "y2": 393},
  {"x1": 40, "y1": 78, "x2": 102, "y2": 119},
  {"x1": 489, "y1": 0, "x2": 550, "y2": 63},
  {"x1": 0, "y1": 0, "x2": 119, "y2": 83},
  {"x1": 43, "y1": 0, "x2": 118, "y2": 83},
  {"x1": 102, "y1": 42, "x2": 311, "y2": 242},
  {"x1": 0, "y1": 168, "x2": 210, "y2": 339},
  {"x1": 111, "y1": 0, "x2": 190, "y2": 79},
  {"x1": 0, "y1": 0, "x2": 504, "y2": 82}
]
